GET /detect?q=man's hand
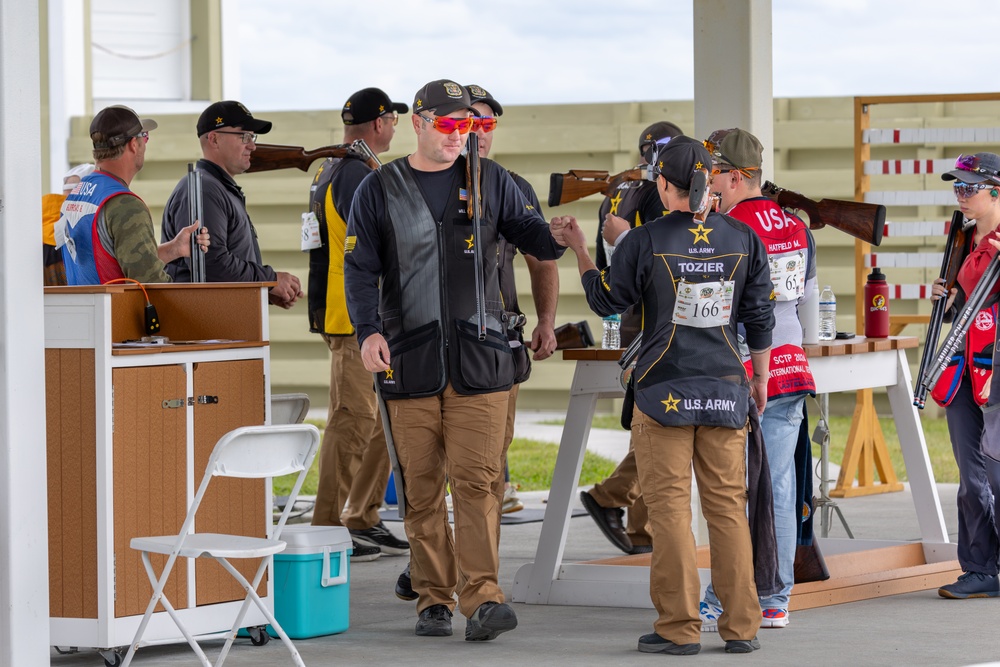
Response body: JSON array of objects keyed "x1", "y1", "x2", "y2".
[
  {"x1": 751, "y1": 375, "x2": 768, "y2": 415},
  {"x1": 158, "y1": 221, "x2": 210, "y2": 264},
  {"x1": 550, "y1": 215, "x2": 587, "y2": 252},
  {"x1": 268, "y1": 271, "x2": 304, "y2": 309},
  {"x1": 529, "y1": 322, "x2": 557, "y2": 360},
  {"x1": 602, "y1": 213, "x2": 629, "y2": 246},
  {"x1": 361, "y1": 333, "x2": 391, "y2": 372}
]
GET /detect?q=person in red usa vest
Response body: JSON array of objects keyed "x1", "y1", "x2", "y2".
[
  {"x1": 931, "y1": 152, "x2": 1000, "y2": 599},
  {"x1": 343, "y1": 79, "x2": 566, "y2": 642},
  {"x1": 55, "y1": 105, "x2": 208, "y2": 285},
  {"x1": 552, "y1": 136, "x2": 774, "y2": 655},
  {"x1": 697, "y1": 128, "x2": 816, "y2": 631}
]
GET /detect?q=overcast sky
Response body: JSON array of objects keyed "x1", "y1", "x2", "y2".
[{"x1": 236, "y1": 0, "x2": 1000, "y2": 113}]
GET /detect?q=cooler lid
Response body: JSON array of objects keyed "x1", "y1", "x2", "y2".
[{"x1": 279, "y1": 524, "x2": 352, "y2": 554}]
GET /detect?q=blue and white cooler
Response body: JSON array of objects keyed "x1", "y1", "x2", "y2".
[{"x1": 270, "y1": 524, "x2": 352, "y2": 638}]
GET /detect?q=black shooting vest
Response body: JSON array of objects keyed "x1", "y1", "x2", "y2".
[
  {"x1": 632, "y1": 211, "x2": 760, "y2": 429},
  {"x1": 375, "y1": 157, "x2": 514, "y2": 399}
]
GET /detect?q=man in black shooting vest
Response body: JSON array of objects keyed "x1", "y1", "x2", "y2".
[
  {"x1": 551, "y1": 136, "x2": 773, "y2": 655},
  {"x1": 344, "y1": 79, "x2": 566, "y2": 642}
]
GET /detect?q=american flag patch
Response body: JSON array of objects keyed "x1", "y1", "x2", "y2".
[
  {"x1": 344, "y1": 236, "x2": 356, "y2": 253},
  {"x1": 459, "y1": 188, "x2": 468, "y2": 201}
]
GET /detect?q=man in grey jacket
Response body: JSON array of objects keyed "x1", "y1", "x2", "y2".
[{"x1": 162, "y1": 100, "x2": 303, "y2": 307}]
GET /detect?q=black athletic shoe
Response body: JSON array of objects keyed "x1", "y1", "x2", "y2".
[
  {"x1": 465, "y1": 601, "x2": 518, "y2": 641},
  {"x1": 629, "y1": 544, "x2": 653, "y2": 555},
  {"x1": 579, "y1": 490, "x2": 632, "y2": 554},
  {"x1": 637, "y1": 632, "x2": 701, "y2": 655},
  {"x1": 725, "y1": 637, "x2": 761, "y2": 654},
  {"x1": 349, "y1": 540, "x2": 381, "y2": 562},
  {"x1": 415, "y1": 604, "x2": 453, "y2": 637},
  {"x1": 395, "y1": 561, "x2": 418, "y2": 601},
  {"x1": 350, "y1": 520, "x2": 410, "y2": 555}
]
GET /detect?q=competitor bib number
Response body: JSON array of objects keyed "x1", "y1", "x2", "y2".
[
  {"x1": 769, "y1": 250, "x2": 805, "y2": 301},
  {"x1": 673, "y1": 279, "x2": 735, "y2": 328}
]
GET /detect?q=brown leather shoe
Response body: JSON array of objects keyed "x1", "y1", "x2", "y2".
[{"x1": 580, "y1": 490, "x2": 633, "y2": 553}]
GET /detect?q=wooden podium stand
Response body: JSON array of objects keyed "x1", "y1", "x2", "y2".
[{"x1": 45, "y1": 283, "x2": 275, "y2": 654}]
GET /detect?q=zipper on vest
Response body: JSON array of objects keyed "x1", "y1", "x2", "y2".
[{"x1": 438, "y1": 220, "x2": 449, "y2": 349}]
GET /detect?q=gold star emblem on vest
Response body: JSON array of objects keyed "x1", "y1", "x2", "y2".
[
  {"x1": 465, "y1": 234, "x2": 475, "y2": 250},
  {"x1": 609, "y1": 191, "x2": 623, "y2": 215},
  {"x1": 662, "y1": 393, "x2": 680, "y2": 413},
  {"x1": 385, "y1": 368, "x2": 394, "y2": 380},
  {"x1": 689, "y1": 223, "x2": 713, "y2": 244}
]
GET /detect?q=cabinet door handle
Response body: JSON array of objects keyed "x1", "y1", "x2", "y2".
[
  {"x1": 194, "y1": 395, "x2": 219, "y2": 405},
  {"x1": 161, "y1": 398, "x2": 185, "y2": 409}
]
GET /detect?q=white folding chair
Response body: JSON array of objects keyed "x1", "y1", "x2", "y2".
[
  {"x1": 122, "y1": 424, "x2": 320, "y2": 667},
  {"x1": 270, "y1": 392, "x2": 310, "y2": 426}
]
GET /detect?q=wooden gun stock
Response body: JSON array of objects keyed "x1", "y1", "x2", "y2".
[
  {"x1": 548, "y1": 168, "x2": 644, "y2": 208},
  {"x1": 553, "y1": 321, "x2": 594, "y2": 350},
  {"x1": 247, "y1": 142, "x2": 379, "y2": 173},
  {"x1": 762, "y1": 181, "x2": 885, "y2": 246}
]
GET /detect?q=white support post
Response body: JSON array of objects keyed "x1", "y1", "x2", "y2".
[
  {"x1": 0, "y1": 0, "x2": 51, "y2": 663},
  {"x1": 693, "y1": 0, "x2": 774, "y2": 182}
]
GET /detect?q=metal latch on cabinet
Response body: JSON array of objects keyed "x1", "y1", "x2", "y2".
[{"x1": 161, "y1": 396, "x2": 220, "y2": 409}]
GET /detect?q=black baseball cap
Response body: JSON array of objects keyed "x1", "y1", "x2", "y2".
[
  {"x1": 342, "y1": 88, "x2": 408, "y2": 125},
  {"x1": 639, "y1": 121, "x2": 683, "y2": 164},
  {"x1": 197, "y1": 100, "x2": 272, "y2": 137},
  {"x1": 412, "y1": 80, "x2": 477, "y2": 116},
  {"x1": 941, "y1": 152, "x2": 1000, "y2": 184},
  {"x1": 90, "y1": 105, "x2": 158, "y2": 149},
  {"x1": 465, "y1": 84, "x2": 503, "y2": 116},
  {"x1": 648, "y1": 136, "x2": 712, "y2": 190}
]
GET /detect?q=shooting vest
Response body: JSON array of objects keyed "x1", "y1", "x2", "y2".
[
  {"x1": 307, "y1": 154, "x2": 371, "y2": 335},
  {"x1": 374, "y1": 157, "x2": 513, "y2": 399},
  {"x1": 931, "y1": 303, "x2": 996, "y2": 408},
  {"x1": 497, "y1": 170, "x2": 537, "y2": 384},
  {"x1": 731, "y1": 197, "x2": 816, "y2": 399},
  {"x1": 631, "y1": 211, "x2": 770, "y2": 429},
  {"x1": 55, "y1": 171, "x2": 132, "y2": 285}
]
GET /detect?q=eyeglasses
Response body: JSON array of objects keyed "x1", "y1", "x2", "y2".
[
  {"x1": 214, "y1": 130, "x2": 258, "y2": 144},
  {"x1": 711, "y1": 167, "x2": 735, "y2": 177},
  {"x1": 418, "y1": 114, "x2": 473, "y2": 135},
  {"x1": 131, "y1": 131, "x2": 149, "y2": 143},
  {"x1": 472, "y1": 116, "x2": 498, "y2": 132},
  {"x1": 953, "y1": 181, "x2": 993, "y2": 198},
  {"x1": 379, "y1": 111, "x2": 398, "y2": 126}
]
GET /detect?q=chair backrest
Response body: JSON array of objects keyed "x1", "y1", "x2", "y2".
[
  {"x1": 208, "y1": 424, "x2": 320, "y2": 479},
  {"x1": 270, "y1": 393, "x2": 310, "y2": 425}
]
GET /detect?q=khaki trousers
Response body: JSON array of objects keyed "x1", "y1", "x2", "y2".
[
  {"x1": 389, "y1": 383, "x2": 509, "y2": 617},
  {"x1": 311, "y1": 335, "x2": 390, "y2": 530},
  {"x1": 588, "y1": 445, "x2": 651, "y2": 546},
  {"x1": 491, "y1": 383, "x2": 520, "y2": 546},
  {"x1": 632, "y1": 409, "x2": 760, "y2": 644}
]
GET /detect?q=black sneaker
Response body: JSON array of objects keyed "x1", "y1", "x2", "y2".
[
  {"x1": 395, "y1": 561, "x2": 418, "y2": 601},
  {"x1": 938, "y1": 571, "x2": 1000, "y2": 599},
  {"x1": 349, "y1": 540, "x2": 381, "y2": 563},
  {"x1": 579, "y1": 490, "x2": 632, "y2": 554},
  {"x1": 465, "y1": 601, "x2": 518, "y2": 641},
  {"x1": 637, "y1": 632, "x2": 701, "y2": 655},
  {"x1": 629, "y1": 544, "x2": 653, "y2": 555},
  {"x1": 415, "y1": 604, "x2": 453, "y2": 637},
  {"x1": 350, "y1": 520, "x2": 410, "y2": 555},
  {"x1": 725, "y1": 637, "x2": 761, "y2": 653}
]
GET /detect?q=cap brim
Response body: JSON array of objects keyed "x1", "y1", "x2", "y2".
[
  {"x1": 429, "y1": 101, "x2": 478, "y2": 116},
  {"x1": 242, "y1": 118, "x2": 273, "y2": 134},
  {"x1": 942, "y1": 169, "x2": 988, "y2": 183},
  {"x1": 140, "y1": 118, "x2": 158, "y2": 132},
  {"x1": 390, "y1": 102, "x2": 409, "y2": 114}
]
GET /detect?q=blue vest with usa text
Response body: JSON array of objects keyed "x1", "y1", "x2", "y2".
[{"x1": 57, "y1": 172, "x2": 132, "y2": 285}]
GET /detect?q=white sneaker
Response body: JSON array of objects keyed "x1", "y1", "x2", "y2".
[
  {"x1": 761, "y1": 608, "x2": 789, "y2": 628},
  {"x1": 699, "y1": 600, "x2": 722, "y2": 632},
  {"x1": 502, "y1": 486, "x2": 524, "y2": 514}
]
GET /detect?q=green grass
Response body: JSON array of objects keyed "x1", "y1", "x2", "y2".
[
  {"x1": 273, "y1": 421, "x2": 620, "y2": 496},
  {"x1": 545, "y1": 413, "x2": 959, "y2": 484}
]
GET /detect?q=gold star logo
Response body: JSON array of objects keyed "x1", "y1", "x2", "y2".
[
  {"x1": 658, "y1": 160, "x2": 664, "y2": 170},
  {"x1": 215, "y1": 116, "x2": 223, "y2": 124},
  {"x1": 345, "y1": 102, "x2": 351, "y2": 108},
  {"x1": 662, "y1": 393, "x2": 680, "y2": 413},
  {"x1": 689, "y1": 223, "x2": 713, "y2": 244},
  {"x1": 465, "y1": 234, "x2": 474, "y2": 250},
  {"x1": 385, "y1": 368, "x2": 394, "y2": 380},
  {"x1": 695, "y1": 161, "x2": 704, "y2": 170},
  {"x1": 379, "y1": 104, "x2": 385, "y2": 112},
  {"x1": 416, "y1": 98, "x2": 422, "y2": 107},
  {"x1": 609, "y1": 191, "x2": 623, "y2": 215},
  {"x1": 646, "y1": 133, "x2": 653, "y2": 140}
]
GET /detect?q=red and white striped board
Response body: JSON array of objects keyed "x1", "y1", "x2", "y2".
[
  {"x1": 883, "y1": 219, "x2": 957, "y2": 237},
  {"x1": 864, "y1": 190, "x2": 957, "y2": 206},
  {"x1": 886, "y1": 284, "x2": 933, "y2": 300},
  {"x1": 865, "y1": 252, "x2": 943, "y2": 269},
  {"x1": 863, "y1": 127, "x2": 1000, "y2": 144},
  {"x1": 863, "y1": 159, "x2": 954, "y2": 175}
]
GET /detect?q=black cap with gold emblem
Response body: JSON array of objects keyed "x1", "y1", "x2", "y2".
[
  {"x1": 342, "y1": 88, "x2": 409, "y2": 126},
  {"x1": 648, "y1": 136, "x2": 712, "y2": 190},
  {"x1": 639, "y1": 121, "x2": 683, "y2": 164},
  {"x1": 465, "y1": 84, "x2": 503, "y2": 116},
  {"x1": 412, "y1": 79, "x2": 477, "y2": 116},
  {"x1": 196, "y1": 100, "x2": 272, "y2": 137}
]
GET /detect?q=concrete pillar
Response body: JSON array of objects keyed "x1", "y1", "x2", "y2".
[
  {"x1": 0, "y1": 0, "x2": 51, "y2": 664},
  {"x1": 693, "y1": 0, "x2": 774, "y2": 182}
]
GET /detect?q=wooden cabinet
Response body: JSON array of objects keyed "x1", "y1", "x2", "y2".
[{"x1": 45, "y1": 283, "x2": 274, "y2": 651}]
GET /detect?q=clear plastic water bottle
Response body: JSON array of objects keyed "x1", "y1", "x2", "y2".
[
  {"x1": 819, "y1": 286, "x2": 837, "y2": 341},
  {"x1": 602, "y1": 314, "x2": 621, "y2": 349}
]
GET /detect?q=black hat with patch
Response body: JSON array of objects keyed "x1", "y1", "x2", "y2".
[
  {"x1": 639, "y1": 121, "x2": 684, "y2": 164},
  {"x1": 648, "y1": 135, "x2": 712, "y2": 190},
  {"x1": 465, "y1": 84, "x2": 503, "y2": 116},
  {"x1": 412, "y1": 79, "x2": 477, "y2": 116},
  {"x1": 342, "y1": 88, "x2": 409, "y2": 125},
  {"x1": 197, "y1": 100, "x2": 272, "y2": 137},
  {"x1": 90, "y1": 105, "x2": 158, "y2": 149}
]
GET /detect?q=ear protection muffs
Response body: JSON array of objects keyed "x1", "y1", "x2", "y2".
[{"x1": 991, "y1": 189, "x2": 998, "y2": 197}]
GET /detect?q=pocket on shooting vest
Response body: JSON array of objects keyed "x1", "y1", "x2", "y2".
[
  {"x1": 381, "y1": 322, "x2": 445, "y2": 396},
  {"x1": 453, "y1": 319, "x2": 514, "y2": 391}
]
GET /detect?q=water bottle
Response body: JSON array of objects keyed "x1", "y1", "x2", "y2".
[
  {"x1": 818, "y1": 286, "x2": 837, "y2": 341},
  {"x1": 863, "y1": 267, "x2": 890, "y2": 338},
  {"x1": 602, "y1": 314, "x2": 621, "y2": 349}
]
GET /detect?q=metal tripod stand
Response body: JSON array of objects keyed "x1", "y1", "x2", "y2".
[{"x1": 812, "y1": 393, "x2": 853, "y2": 538}]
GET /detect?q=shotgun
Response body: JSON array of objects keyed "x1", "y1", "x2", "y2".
[
  {"x1": 548, "y1": 168, "x2": 644, "y2": 208},
  {"x1": 246, "y1": 140, "x2": 380, "y2": 173},
  {"x1": 186, "y1": 163, "x2": 206, "y2": 283},
  {"x1": 761, "y1": 181, "x2": 885, "y2": 246},
  {"x1": 466, "y1": 133, "x2": 487, "y2": 340}
]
